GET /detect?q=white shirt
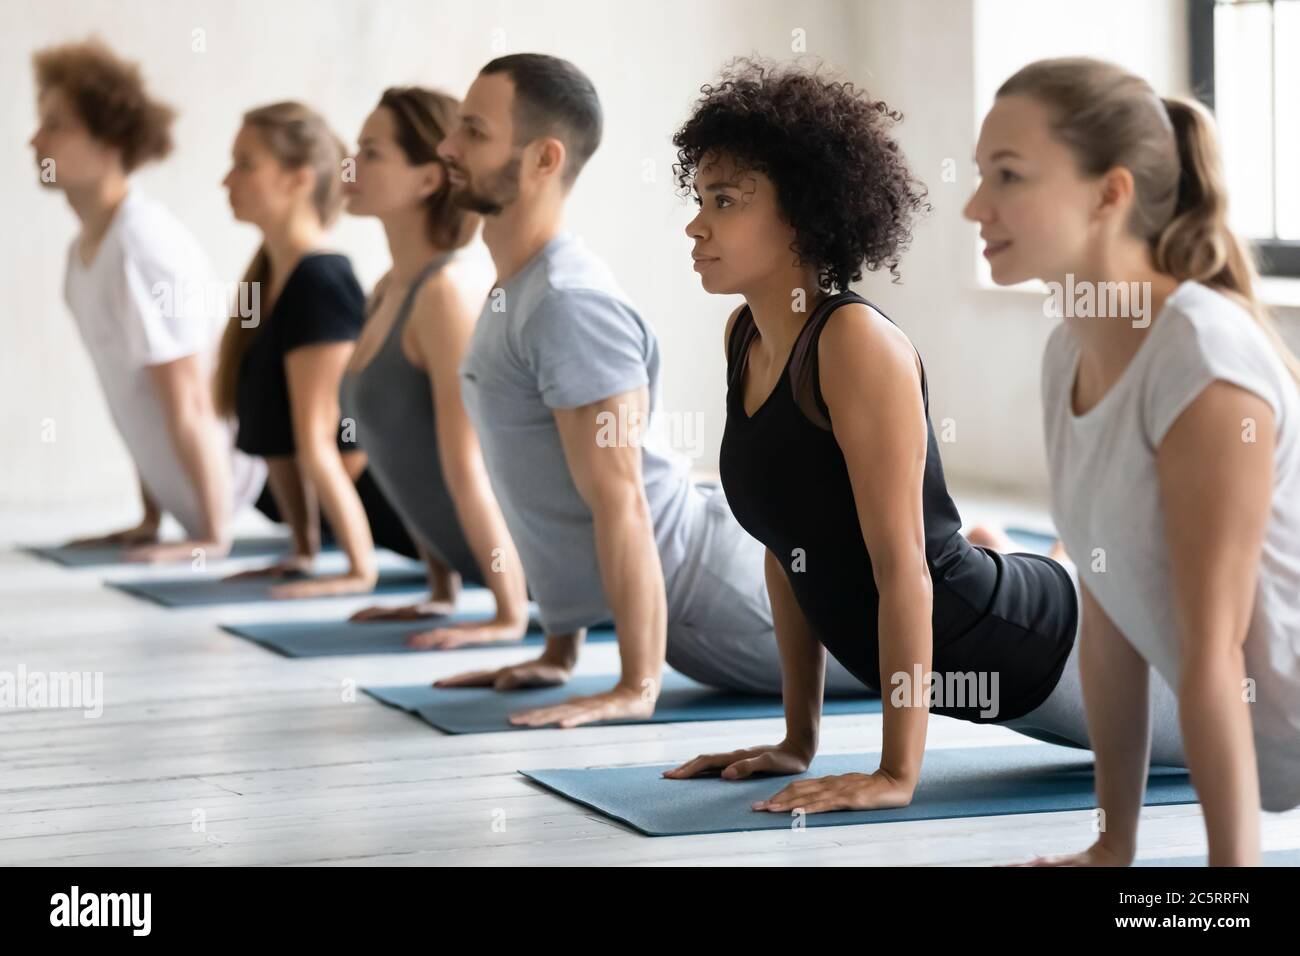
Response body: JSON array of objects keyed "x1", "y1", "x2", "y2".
[
  {"x1": 1042, "y1": 280, "x2": 1300, "y2": 811},
  {"x1": 63, "y1": 188, "x2": 264, "y2": 537}
]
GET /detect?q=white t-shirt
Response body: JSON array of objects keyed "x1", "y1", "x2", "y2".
[
  {"x1": 1042, "y1": 280, "x2": 1300, "y2": 811},
  {"x1": 63, "y1": 188, "x2": 265, "y2": 537}
]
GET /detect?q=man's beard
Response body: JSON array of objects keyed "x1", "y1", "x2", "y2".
[{"x1": 448, "y1": 154, "x2": 522, "y2": 216}]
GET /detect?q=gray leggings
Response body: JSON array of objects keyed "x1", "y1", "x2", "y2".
[
  {"x1": 1001, "y1": 563, "x2": 1187, "y2": 766},
  {"x1": 664, "y1": 483, "x2": 865, "y2": 697}
]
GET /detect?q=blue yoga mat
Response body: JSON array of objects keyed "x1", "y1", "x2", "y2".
[
  {"x1": 365, "y1": 671, "x2": 882, "y2": 734},
  {"x1": 25, "y1": 535, "x2": 299, "y2": 569},
  {"x1": 1136, "y1": 847, "x2": 1300, "y2": 867},
  {"x1": 521, "y1": 744, "x2": 1195, "y2": 836},
  {"x1": 223, "y1": 614, "x2": 579, "y2": 657},
  {"x1": 1005, "y1": 527, "x2": 1058, "y2": 555},
  {"x1": 107, "y1": 565, "x2": 429, "y2": 608}
]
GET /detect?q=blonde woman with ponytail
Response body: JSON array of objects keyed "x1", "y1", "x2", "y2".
[
  {"x1": 216, "y1": 102, "x2": 418, "y2": 599},
  {"x1": 966, "y1": 57, "x2": 1300, "y2": 866}
]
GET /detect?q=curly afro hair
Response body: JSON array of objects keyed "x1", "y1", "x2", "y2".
[
  {"x1": 673, "y1": 57, "x2": 929, "y2": 289},
  {"x1": 33, "y1": 38, "x2": 175, "y2": 172}
]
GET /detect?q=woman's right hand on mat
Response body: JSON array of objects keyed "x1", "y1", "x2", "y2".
[
  {"x1": 433, "y1": 656, "x2": 572, "y2": 691},
  {"x1": 223, "y1": 554, "x2": 314, "y2": 582},
  {"x1": 663, "y1": 742, "x2": 812, "y2": 780},
  {"x1": 349, "y1": 598, "x2": 457, "y2": 622},
  {"x1": 66, "y1": 520, "x2": 160, "y2": 549}
]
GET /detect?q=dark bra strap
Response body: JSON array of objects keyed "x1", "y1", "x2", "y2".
[{"x1": 365, "y1": 251, "x2": 456, "y2": 321}]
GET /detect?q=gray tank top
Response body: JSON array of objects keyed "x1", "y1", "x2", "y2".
[{"x1": 341, "y1": 255, "x2": 483, "y2": 584}]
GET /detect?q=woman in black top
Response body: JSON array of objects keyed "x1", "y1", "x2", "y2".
[
  {"x1": 663, "y1": 59, "x2": 1151, "y2": 816},
  {"x1": 213, "y1": 101, "x2": 416, "y2": 599}
]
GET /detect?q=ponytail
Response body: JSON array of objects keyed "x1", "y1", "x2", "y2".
[{"x1": 213, "y1": 246, "x2": 270, "y2": 417}]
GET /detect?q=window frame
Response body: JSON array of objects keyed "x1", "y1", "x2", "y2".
[{"x1": 1190, "y1": 0, "x2": 1300, "y2": 277}]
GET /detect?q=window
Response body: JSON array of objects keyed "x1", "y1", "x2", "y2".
[{"x1": 1192, "y1": 0, "x2": 1300, "y2": 277}]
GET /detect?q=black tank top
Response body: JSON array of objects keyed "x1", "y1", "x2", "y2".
[{"x1": 719, "y1": 290, "x2": 1077, "y2": 723}]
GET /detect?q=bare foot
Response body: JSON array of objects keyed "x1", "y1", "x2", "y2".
[{"x1": 965, "y1": 523, "x2": 1015, "y2": 553}]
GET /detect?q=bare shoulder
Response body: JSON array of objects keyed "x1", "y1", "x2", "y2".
[
  {"x1": 817, "y1": 300, "x2": 920, "y2": 387},
  {"x1": 409, "y1": 264, "x2": 484, "y2": 331}
]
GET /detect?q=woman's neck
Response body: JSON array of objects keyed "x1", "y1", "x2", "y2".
[
  {"x1": 742, "y1": 265, "x2": 830, "y2": 356},
  {"x1": 380, "y1": 206, "x2": 445, "y2": 287},
  {"x1": 1057, "y1": 244, "x2": 1180, "y2": 376},
  {"x1": 262, "y1": 211, "x2": 327, "y2": 286}
]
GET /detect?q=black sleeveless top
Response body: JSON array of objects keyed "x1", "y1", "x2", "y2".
[
  {"x1": 719, "y1": 290, "x2": 1077, "y2": 723},
  {"x1": 235, "y1": 253, "x2": 365, "y2": 457}
]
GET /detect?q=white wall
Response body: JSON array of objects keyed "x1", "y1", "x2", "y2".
[
  {"x1": 1, "y1": 0, "x2": 860, "y2": 515},
  {"x1": 4, "y1": 0, "x2": 1296, "y2": 519}
]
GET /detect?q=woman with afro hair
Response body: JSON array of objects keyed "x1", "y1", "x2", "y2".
[{"x1": 664, "y1": 58, "x2": 1185, "y2": 817}]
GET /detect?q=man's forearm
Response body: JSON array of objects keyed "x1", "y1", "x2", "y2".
[{"x1": 591, "y1": 495, "x2": 667, "y2": 692}]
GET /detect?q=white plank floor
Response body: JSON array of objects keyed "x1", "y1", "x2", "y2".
[{"x1": 4, "y1": 492, "x2": 1299, "y2": 867}]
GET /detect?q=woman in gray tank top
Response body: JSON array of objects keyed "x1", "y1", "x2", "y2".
[{"x1": 339, "y1": 87, "x2": 530, "y2": 649}]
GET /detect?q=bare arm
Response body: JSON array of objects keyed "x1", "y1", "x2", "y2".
[
  {"x1": 125, "y1": 354, "x2": 233, "y2": 561},
  {"x1": 442, "y1": 384, "x2": 666, "y2": 725},
  {"x1": 1022, "y1": 581, "x2": 1155, "y2": 866},
  {"x1": 551, "y1": 386, "x2": 667, "y2": 695},
  {"x1": 665, "y1": 546, "x2": 828, "y2": 781},
  {"x1": 265, "y1": 455, "x2": 318, "y2": 558},
  {"x1": 407, "y1": 276, "x2": 529, "y2": 633},
  {"x1": 272, "y1": 342, "x2": 378, "y2": 596},
  {"x1": 1159, "y1": 381, "x2": 1270, "y2": 865},
  {"x1": 827, "y1": 305, "x2": 932, "y2": 785},
  {"x1": 138, "y1": 479, "x2": 162, "y2": 531}
]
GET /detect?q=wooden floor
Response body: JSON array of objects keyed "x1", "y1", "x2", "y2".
[{"x1": 4, "y1": 497, "x2": 1299, "y2": 867}]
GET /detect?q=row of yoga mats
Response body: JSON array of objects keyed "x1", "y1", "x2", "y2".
[
  {"x1": 29, "y1": 527, "x2": 1062, "y2": 585},
  {"x1": 35, "y1": 527, "x2": 1288, "y2": 851},
  {"x1": 25, "y1": 535, "x2": 326, "y2": 568}
]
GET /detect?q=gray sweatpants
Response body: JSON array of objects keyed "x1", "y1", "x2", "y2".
[
  {"x1": 663, "y1": 483, "x2": 866, "y2": 697},
  {"x1": 1001, "y1": 561, "x2": 1187, "y2": 767}
]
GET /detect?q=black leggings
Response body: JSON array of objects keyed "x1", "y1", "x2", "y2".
[{"x1": 253, "y1": 467, "x2": 420, "y2": 560}]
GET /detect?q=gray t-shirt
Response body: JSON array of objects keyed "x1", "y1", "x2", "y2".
[
  {"x1": 1042, "y1": 280, "x2": 1300, "y2": 811},
  {"x1": 459, "y1": 231, "x2": 696, "y2": 633}
]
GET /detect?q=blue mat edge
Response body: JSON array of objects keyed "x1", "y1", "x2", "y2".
[
  {"x1": 518, "y1": 757, "x2": 1198, "y2": 838},
  {"x1": 221, "y1": 621, "x2": 619, "y2": 659},
  {"x1": 361, "y1": 679, "x2": 881, "y2": 735}
]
